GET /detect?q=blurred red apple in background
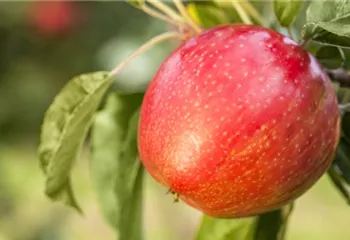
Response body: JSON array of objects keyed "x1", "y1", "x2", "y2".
[
  {"x1": 28, "y1": 1, "x2": 78, "y2": 36},
  {"x1": 138, "y1": 24, "x2": 340, "y2": 218}
]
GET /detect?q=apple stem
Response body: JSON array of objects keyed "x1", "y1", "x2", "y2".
[
  {"x1": 147, "y1": 0, "x2": 186, "y2": 24},
  {"x1": 109, "y1": 32, "x2": 186, "y2": 78},
  {"x1": 173, "y1": 0, "x2": 202, "y2": 34},
  {"x1": 139, "y1": 4, "x2": 187, "y2": 28},
  {"x1": 232, "y1": 1, "x2": 253, "y2": 25},
  {"x1": 240, "y1": 1, "x2": 265, "y2": 26}
]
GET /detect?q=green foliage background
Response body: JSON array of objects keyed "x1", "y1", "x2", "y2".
[{"x1": 1, "y1": 1, "x2": 350, "y2": 240}]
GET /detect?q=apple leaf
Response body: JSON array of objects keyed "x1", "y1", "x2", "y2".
[
  {"x1": 126, "y1": 0, "x2": 145, "y2": 7},
  {"x1": 90, "y1": 92, "x2": 144, "y2": 240},
  {"x1": 38, "y1": 71, "x2": 111, "y2": 212},
  {"x1": 188, "y1": 0, "x2": 217, "y2": 5},
  {"x1": 273, "y1": 1, "x2": 303, "y2": 27},
  {"x1": 342, "y1": 112, "x2": 350, "y2": 141},
  {"x1": 247, "y1": 205, "x2": 293, "y2": 240},
  {"x1": 328, "y1": 169, "x2": 350, "y2": 204},
  {"x1": 302, "y1": 0, "x2": 350, "y2": 48},
  {"x1": 195, "y1": 215, "x2": 254, "y2": 240},
  {"x1": 328, "y1": 127, "x2": 350, "y2": 204},
  {"x1": 195, "y1": 206, "x2": 293, "y2": 240},
  {"x1": 332, "y1": 137, "x2": 350, "y2": 184},
  {"x1": 316, "y1": 46, "x2": 345, "y2": 69},
  {"x1": 337, "y1": 87, "x2": 350, "y2": 105},
  {"x1": 187, "y1": 2, "x2": 231, "y2": 29},
  {"x1": 328, "y1": 168, "x2": 350, "y2": 204},
  {"x1": 343, "y1": 49, "x2": 350, "y2": 69}
]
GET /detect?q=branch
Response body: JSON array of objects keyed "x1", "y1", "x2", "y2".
[
  {"x1": 109, "y1": 32, "x2": 186, "y2": 78},
  {"x1": 139, "y1": 4, "x2": 186, "y2": 27},
  {"x1": 325, "y1": 68, "x2": 350, "y2": 88},
  {"x1": 148, "y1": 0, "x2": 185, "y2": 24},
  {"x1": 173, "y1": 0, "x2": 202, "y2": 34}
]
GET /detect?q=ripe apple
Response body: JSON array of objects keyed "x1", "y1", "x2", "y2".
[
  {"x1": 28, "y1": 1, "x2": 77, "y2": 36},
  {"x1": 138, "y1": 24, "x2": 340, "y2": 218}
]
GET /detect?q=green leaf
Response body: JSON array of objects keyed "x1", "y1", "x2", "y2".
[
  {"x1": 302, "y1": 0, "x2": 350, "y2": 48},
  {"x1": 248, "y1": 205, "x2": 293, "y2": 240},
  {"x1": 333, "y1": 137, "x2": 350, "y2": 184},
  {"x1": 328, "y1": 133, "x2": 350, "y2": 204},
  {"x1": 188, "y1": 0, "x2": 216, "y2": 5},
  {"x1": 273, "y1": 1, "x2": 303, "y2": 27},
  {"x1": 38, "y1": 71, "x2": 111, "y2": 212},
  {"x1": 337, "y1": 87, "x2": 350, "y2": 105},
  {"x1": 328, "y1": 165, "x2": 350, "y2": 204},
  {"x1": 316, "y1": 46, "x2": 345, "y2": 69},
  {"x1": 195, "y1": 215, "x2": 254, "y2": 240},
  {"x1": 187, "y1": 1, "x2": 256, "y2": 28},
  {"x1": 343, "y1": 49, "x2": 350, "y2": 69},
  {"x1": 195, "y1": 205, "x2": 293, "y2": 240},
  {"x1": 126, "y1": 0, "x2": 145, "y2": 7},
  {"x1": 342, "y1": 112, "x2": 350, "y2": 140},
  {"x1": 187, "y1": 3, "x2": 231, "y2": 28},
  {"x1": 90, "y1": 92, "x2": 144, "y2": 240}
]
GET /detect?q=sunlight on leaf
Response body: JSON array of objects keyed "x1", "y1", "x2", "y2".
[
  {"x1": 126, "y1": 0, "x2": 145, "y2": 8},
  {"x1": 247, "y1": 205, "x2": 293, "y2": 240},
  {"x1": 195, "y1": 205, "x2": 293, "y2": 240},
  {"x1": 38, "y1": 71, "x2": 111, "y2": 212},
  {"x1": 273, "y1": 0, "x2": 303, "y2": 27},
  {"x1": 91, "y1": 92, "x2": 144, "y2": 240},
  {"x1": 187, "y1": 2, "x2": 231, "y2": 28},
  {"x1": 316, "y1": 46, "x2": 345, "y2": 69},
  {"x1": 302, "y1": 0, "x2": 350, "y2": 48}
]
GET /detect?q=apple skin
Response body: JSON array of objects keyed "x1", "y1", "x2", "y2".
[
  {"x1": 138, "y1": 24, "x2": 340, "y2": 218},
  {"x1": 28, "y1": 1, "x2": 76, "y2": 36}
]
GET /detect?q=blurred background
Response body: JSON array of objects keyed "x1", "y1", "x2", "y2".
[{"x1": 0, "y1": 1, "x2": 349, "y2": 240}]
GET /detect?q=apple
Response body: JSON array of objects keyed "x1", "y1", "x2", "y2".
[
  {"x1": 138, "y1": 24, "x2": 340, "y2": 218},
  {"x1": 28, "y1": 1, "x2": 77, "y2": 36}
]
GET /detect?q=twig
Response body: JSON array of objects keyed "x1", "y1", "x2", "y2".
[
  {"x1": 325, "y1": 68, "x2": 350, "y2": 88},
  {"x1": 232, "y1": 1, "x2": 253, "y2": 25},
  {"x1": 173, "y1": 0, "x2": 202, "y2": 33},
  {"x1": 109, "y1": 32, "x2": 186, "y2": 77},
  {"x1": 147, "y1": 0, "x2": 185, "y2": 24},
  {"x1": 140, "y1": 4, "x2": 186, "y2": 27}
]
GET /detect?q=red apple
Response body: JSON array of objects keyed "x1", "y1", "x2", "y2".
[
  {"x1": 138, "y1": 24, "x2": 340, "y2": 218},
  {"x1": 28, "y1": 1, "x2": 77, "y2": 36}
]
